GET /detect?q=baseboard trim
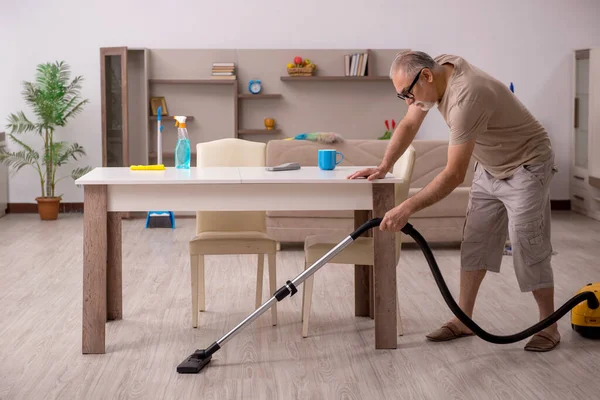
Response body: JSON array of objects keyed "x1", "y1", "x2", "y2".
[
  {"x1": 6, "y1": 200, "x2": 572, "y2": 214},
  {"x1": 7, "y1": 202, "x2": 84, "y2": 213},
  {"x1": 550, "y1": 200, "x2": 571, "y2": 211}
]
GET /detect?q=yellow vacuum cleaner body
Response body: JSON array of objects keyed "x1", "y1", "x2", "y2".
[{"x1": 571, "y1": 282, "x2": 600, "y2": 338}]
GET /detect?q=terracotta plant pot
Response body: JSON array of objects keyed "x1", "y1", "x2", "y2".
[{"x1": 36, "y1": 197, "x2": 61, "y2": 220}]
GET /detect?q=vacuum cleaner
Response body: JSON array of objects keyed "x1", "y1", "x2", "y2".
[{"x1": 177, "y1": 218, "x2": 600, "y2": 374}]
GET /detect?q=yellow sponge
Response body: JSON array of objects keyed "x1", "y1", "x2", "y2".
[{"x1": 130, "y1": 164, "x2": 166, "y2": 170}]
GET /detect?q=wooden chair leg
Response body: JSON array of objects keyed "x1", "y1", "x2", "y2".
[
  {"x1": 301, "y1": 261, "x2": 314, "y2": 338},
  {"x1": 198, "y1": 255, "x2": 205, "y2": 312},
  {"x1": 268, "y1": 252, "x2": 277, "y2": 326},
  {"x1": 396, "y1": 248, "x2": 403, "y2": 336},
  {"x1": 190, "y1": 254, "x2": 198, "y2": 328},
  {"x1": 301, "y1": 260, "x2": 308, "y2": 321},
  {"x1": 256, "y1": 254, "x2": 265, "y2": 309}
]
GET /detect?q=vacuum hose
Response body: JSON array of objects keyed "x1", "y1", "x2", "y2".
[{"x1": 362, "y1": 218, "x2": 599, "y2": 344}]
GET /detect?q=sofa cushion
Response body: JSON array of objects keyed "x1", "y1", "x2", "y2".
[
  {"x1": 266, "y1": 139, "x2": 388, "y2": 167},
  {"x1": 410, "y1": 140, "x2": 475, "y2": 188},
  {"x1": 266, "y1": 210, "x2": 353, "y2": 218}
]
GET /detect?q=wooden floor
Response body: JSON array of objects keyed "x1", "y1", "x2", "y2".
[{"x1": 1, "y1": 211, "x2": 599, "y2": 399}]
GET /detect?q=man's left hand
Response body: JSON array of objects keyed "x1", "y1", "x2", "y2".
[{"x1": 380, "y1": 202, "x2": 413, "y2": 232}]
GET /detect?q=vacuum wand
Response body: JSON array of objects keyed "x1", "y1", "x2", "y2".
[
  {"x1": 176, "y1": 218, "x2": 381, "y2": 373},
  {"x1": 177, "y1": 218, "x2": 599, "y2": 374}
]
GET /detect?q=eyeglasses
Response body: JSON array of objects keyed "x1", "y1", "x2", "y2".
[{"x1": 397, "y1": 68, "x2": 424, "y2": 100}]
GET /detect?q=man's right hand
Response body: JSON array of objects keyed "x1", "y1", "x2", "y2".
[{"x1": 346, "y1": 166, "x2": 387, "y2": 180}]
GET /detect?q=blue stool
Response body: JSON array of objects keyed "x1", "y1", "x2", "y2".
[{"x1": 145, "y1": 211, "x2": 175, "y2": 229}]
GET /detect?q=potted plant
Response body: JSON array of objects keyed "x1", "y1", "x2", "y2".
[{"x1": 0, "y1": 61, "x2": 92, "y2": 220}]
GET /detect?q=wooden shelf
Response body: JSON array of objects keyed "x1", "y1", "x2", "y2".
[
  {"x1": 149, "y1": 151, "x2": 197, "y2": 158},
  {"x1": 238, "y1": 94, "x2": 283, "y2": 99},
  {"x1": 280, "y1": 76, "x2": 390, "y2": 82},
  {"x1": 238, "y1": 129, "x2": 281, "y2": 135},
  {"x1": 149, "y1": 79, "x2": 237, "y2": 85},
  {"x1": 149, "y1": 115, "x2": 195, "y2": 121}
]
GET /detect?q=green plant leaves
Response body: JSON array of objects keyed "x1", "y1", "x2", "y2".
[
  {"x1": 1, "y1": 60, "x2": 92, "y2": 199},
  {"x1": 0, "y1": 149, "x2": 40, "y2": 175},
  {"x1": 48, "y1": 141, "x2": 87, "y2": 167},
  {"x1": 6, "y1": 111, "x2": 37, "y2": 134},
  {"x1": 71, "y1": 166, "x2": 92, "y2": 180}
]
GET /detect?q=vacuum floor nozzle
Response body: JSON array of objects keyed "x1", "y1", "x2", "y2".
[{"x1": 177, "y1": 349, "x2": 212, "y2": 374}]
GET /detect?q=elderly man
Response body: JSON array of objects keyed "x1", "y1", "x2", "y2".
[{"x1": 348, "y1": 51, "x2": 559, "y2": 352}]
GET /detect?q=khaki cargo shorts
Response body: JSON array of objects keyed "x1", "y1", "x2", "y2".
[{"x1": 461, "y1": 154, "x2": 557, "y2": 292}]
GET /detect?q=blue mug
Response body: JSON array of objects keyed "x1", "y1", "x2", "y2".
[{"x1": 318, "y1": 149, "x2": 344, "y2": 170}]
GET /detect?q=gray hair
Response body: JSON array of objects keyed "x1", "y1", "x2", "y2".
[{"x1": 389, "y1": 50, "x2": 437, "y2": 79}]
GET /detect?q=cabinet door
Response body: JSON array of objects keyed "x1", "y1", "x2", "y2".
[
  {"x1": 589, "y1": 48, "x2": 600, "y2": 187},
  {"x1": 100, "y1": 47, "x2": 129, "y2": 167},
  {"x1": 574, "y1": 50, "x2": 589, "y2": 169}
]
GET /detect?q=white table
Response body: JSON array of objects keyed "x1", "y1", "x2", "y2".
[{"x1": 76, "y1": 166, "x2": 402, "y2": 354}]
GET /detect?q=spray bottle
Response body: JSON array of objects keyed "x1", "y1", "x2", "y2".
[{"x1": 174, "y1": 116, "x2": 191, "y2": 169}]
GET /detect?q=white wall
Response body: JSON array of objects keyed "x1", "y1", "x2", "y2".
[{"x1": 2, "y1": 0, "x2": 600, "y2": 203}]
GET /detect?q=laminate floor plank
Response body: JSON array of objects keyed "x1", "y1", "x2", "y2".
[{"x1": 1, "y1": 211, "x2": 599, "y2": 399}]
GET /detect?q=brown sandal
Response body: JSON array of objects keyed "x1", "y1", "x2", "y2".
[
  {"x1": 524, "y1": 331, "x2": 560, "y2": 352},
  {"x1": 426, "y1": 322, "x2": 475, "y2": 342}
]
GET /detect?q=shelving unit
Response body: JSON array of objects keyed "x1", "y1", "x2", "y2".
[
  {"x1": 149, "y1": 115, "x2": 195, "y2": 120},
  {"x1": 149, "y1": 79, "x2": 236, "y2": 85},
  {"x1": 238, "y1": 129, "x2": 282, "y2": 135},
  {"x1": 570, "y1": 48, "x2": 600, "y2": 221},
  {"x1": 280, "y1": 76, "x2": 390, "y2": 82},
  {"x1": 238, "y1": 94, "x2": 283, "y2": 99},
  {"x1": 148, "y1": 151, "x2": 197, "y2": 158},
  {"x1": 100, "y1": 47, "x2": 407, "y2": 170}
]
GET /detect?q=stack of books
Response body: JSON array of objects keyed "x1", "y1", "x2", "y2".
[
  {"x1": 211, "y1": 62, "x2": 236, "y2": 80},
  {"x1": 344, "y1": 52, "x2": 368, "y2": 76}
]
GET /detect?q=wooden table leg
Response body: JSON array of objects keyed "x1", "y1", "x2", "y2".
[
  {"x1": 107, "y1": 212, "x2": 122, "y2": 321},
  {"x1": 354, "y1": 210, "x2": 371, "y2": 317},
  {"x1": 372, "y1": 183, "x2": 397, "y2": 349},
  {"x1": 369, "y1": 264, "x2": 374, "y2": 319},
  {"x1": 83, "y1": 185, "x2": 108, "y2": 354}
]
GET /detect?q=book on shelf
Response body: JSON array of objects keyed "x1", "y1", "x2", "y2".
[
  {"x1": 344, "y1": 52, "x2": 368, "y2": 76},
  {"x1": 212, "y1": 62, "x2": 237, "y2": 79}
]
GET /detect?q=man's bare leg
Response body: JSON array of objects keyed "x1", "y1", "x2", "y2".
[
  {"x1": 522, "y1": 286, "x2": 561, "y2": 351},
  {"x1": 532, "y1": 287, "x2": 559, "y2": 334},
  {"x1": 445, "y1": 269, "x2": 487, "y2": 333},
  {"x1": 426, "y1": 268, "x2": 486, "y2": 339},
  {"x1": 445, "y1": 276, "x2": 558, "y2": 333}
]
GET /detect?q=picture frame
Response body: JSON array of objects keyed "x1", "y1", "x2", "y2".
[{"x1": 150, "y1": 97, "x2": 168, "y2": 116}]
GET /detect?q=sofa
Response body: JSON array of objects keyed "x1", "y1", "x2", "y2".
[{"x1": 265, "y1": 139, "x2": 475, "y2": 245}]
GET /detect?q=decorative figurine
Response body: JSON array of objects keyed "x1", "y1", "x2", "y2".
[{"x1": 264, "y1": 117, "x2": 275, "y2": 130}]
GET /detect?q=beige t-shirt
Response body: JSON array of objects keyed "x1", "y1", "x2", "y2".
[{"x1": 434, "y1": 54, "x2": 552, "y2": 179}]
